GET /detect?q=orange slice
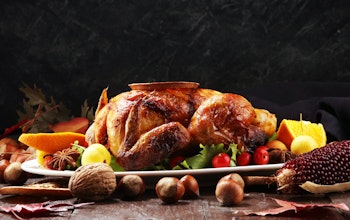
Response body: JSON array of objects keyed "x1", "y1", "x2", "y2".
[
  {"x1": 276, "y1": 119, "x2": 327, "y2": 149},
  {"x1": 18, "y1": 132, "x2": 86, "y2": 153}
]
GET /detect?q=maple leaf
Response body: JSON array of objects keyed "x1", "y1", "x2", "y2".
[
  {"x1": 245, "y1": 198, "x2": 349, "y2": 216},
  {"x1": 18, "y1": 84, "x2": 47, "y2": 106},
  {"x1": 0, "y1": 200, "x2": 93, "y2": 220},
  {"x1": 2, "y1": 83, "x2": 95, "y2": 136},
  {"x1": 14, "y1": 83, "x2": 93, "y2": 134}
]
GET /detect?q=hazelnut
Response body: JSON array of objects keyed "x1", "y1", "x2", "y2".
[
  {"x1": 215, "y1": 179, "x2": 244, "y2": 206},
  {"x1": 179, "y1": 175, "x2": 199, "y2": 199},
  {"x1": 0, "y1": 159, "x2": 10, "y2": 183},
  {"x1": 68, "y1": 163, "x2": 117, "y2": 201},
  {"x1": 3, "y1": 161, "x2": 28, "y2": 185},
  {"x1": 219, "y1": 173, "x2": 245, "y2": 189},
  {"x1": 155, "y1": 177, "x2": 185, "y2": 204},
  {"x1": 118, "y1": 175, "x2": 145, "y2": 200}
]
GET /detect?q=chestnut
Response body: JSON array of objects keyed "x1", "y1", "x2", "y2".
[
  {"x1": 155, "y1": 177, "x2": 185, "y2": 204},
  {"x1": 118, "y1": 175, "x2": 145, "y2": 200},
  {"x1": 179, "y1": 175, "x2": 200, "y2": 199},
  {"x1": 215, "y1": 179, "x2": 244, "y2": 206},
  {"x1": 219, "y1": 173, "x2": 245, "y2": 189}
]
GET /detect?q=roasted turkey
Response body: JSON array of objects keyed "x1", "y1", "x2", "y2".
[{"x1": 85, "y1": 82, "x2": 277, "y2": 170}]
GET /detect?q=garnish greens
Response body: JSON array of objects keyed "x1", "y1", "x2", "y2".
[{"x1": 173, "y1": 143, "x2": 239, "y2": 170}]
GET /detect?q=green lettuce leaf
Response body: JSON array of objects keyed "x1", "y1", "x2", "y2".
[
  {"x1": 174, "y1": 143, "x2": 239, "y2": 169},
  {"x1": 110, "y1": 156, "x2": 125, "y2": 171}
]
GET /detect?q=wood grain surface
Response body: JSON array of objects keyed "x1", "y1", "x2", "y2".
[{"x1": 1, "y1": 177, "x2": 349, "y2": 219}]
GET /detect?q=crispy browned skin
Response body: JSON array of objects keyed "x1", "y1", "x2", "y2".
[
  {"x1": 86, "y1": 87, "x2": 276, "y2": 170},
  {"x1": 117, "y1": 122, "x2": 191, "y2": 170},
  {"x1": 188, "y1": 93, "x2": 266, "y2": 149}
]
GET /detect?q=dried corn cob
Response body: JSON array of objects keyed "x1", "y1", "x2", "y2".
[{"x1": 276, "y1": 140, "x2": 350, "y2": 193}]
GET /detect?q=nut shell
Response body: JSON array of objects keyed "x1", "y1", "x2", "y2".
[
  {"x1": 118, "y1": 174, "x2": 145, "y2": 200},
  {"x1": 4, "y1": 161, "x2": 28, "y2": 185},
  {"x1": 219, "y1": 173, "x2": 245, "y2": 189},
  {"x1": 68, "y1": 163, "x2": 116, "y2": 201},
  {"x1": 179, "y1": 175, "x2": 200, "y2": 199},
  {"x1": 155, "y1": 177, "x2": 185, "y2": 203},
  {"x1": 215, "y1": 179, "x2": 244, "y2": 206}
]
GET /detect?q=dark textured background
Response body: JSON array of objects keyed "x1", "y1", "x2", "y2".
[{"x1": 1, "y1": 0, "x2": 350, "y2": 137}]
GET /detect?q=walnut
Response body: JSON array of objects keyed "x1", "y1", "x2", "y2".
[{"x1": 68, "y1": 163, "x2": 117, "y2": 201}]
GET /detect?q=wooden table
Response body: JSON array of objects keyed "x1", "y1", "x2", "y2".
[{"x1": 1, "y1": 176, "x2": 350, "y2": 220}]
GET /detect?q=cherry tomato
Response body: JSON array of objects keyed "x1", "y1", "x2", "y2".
[
  {"x1": 237, "y1": 152, "x2": 252, "y2": 166},
  {"x1": 256, "y1": 145, "x2": 269, "y2": 151},
  {"x1": 253, "y1": 146, "x2": 269, "y2": 165},
  {"x1": 212, "y1": 153, "x2": 231, "y2": 168},
  {"x1": 169, "y1": 156, "x2": 185, "y2": 169}
]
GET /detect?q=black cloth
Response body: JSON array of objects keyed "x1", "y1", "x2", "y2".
[{"x1": 239, "y1": 82, "x2": 350, "y2": 142}]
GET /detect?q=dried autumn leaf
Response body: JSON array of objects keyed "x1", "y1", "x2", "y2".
[
  {"x1": 14, "y1": 83, "x2": 94, "y2": 134},
  {"x1": 18, "y1": 84, "x2": 47, "y2": 106},
  {"x1": 0, "y1": 201, "x2": 94, "y2": 220},
  {"x1": 80, "y1": 99, "x2": 95, "y2": 121},
  {"x1": 245, "y1": 198, "x2": 349, "y2": 216},
  {"x1": 16, "y1": 84, "x2": 72, "y2": 133}
]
